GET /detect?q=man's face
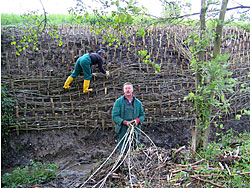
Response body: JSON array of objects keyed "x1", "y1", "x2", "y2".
[{"x1": 123, "y1": 84, "x2": 133, "y2": 97}]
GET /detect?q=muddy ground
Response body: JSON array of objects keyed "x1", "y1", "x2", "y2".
[
  {"x1": 2, "y1": 115, "x2": 249, "y2": 169},
  {"x1": 1, "y1": 115, "x2": 249, "y2": 187}
]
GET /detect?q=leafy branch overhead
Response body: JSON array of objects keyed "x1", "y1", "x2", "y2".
[
  {"x1": 69, "y1": 0, "x2": 140, "y2": 46},
  {"x1": 11, "y1": 0, "x2": 63, "y2": 56},
  {"x1": 69, "y1": 0, "x2": 162, "y2": 72}
]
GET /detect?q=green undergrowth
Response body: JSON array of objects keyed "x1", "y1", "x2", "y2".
[
  {"x1": 178, "y1": 130, "x2": 250, "y2": 187},
  {"x1": 1, "y1": 85, "x2": 17, "y2": 140},
  {"x1": 1, "y1": 160, "x2": 59, "y2": 188}
]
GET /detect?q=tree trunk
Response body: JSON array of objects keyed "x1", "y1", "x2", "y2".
[
  {"x1": 213, "y1": 0, "x2": 229, "y2": 57},
  {"x1": 203, "y1": 0, "x2": 229, "y2": 148},
  {"x1": 192, "y1": 0, "x2": 207, "y2": 151}
]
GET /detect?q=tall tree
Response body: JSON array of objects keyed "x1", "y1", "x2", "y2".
[
  {"x1": 189, "y1": 0, "x2": 235, "y2": 150},
  {"x1": 213, "y1": 0, "x2": 229, "y2": 57},
  {"x1": 191, "y1": 0, "x2": 207, "y2": 151},
  {"x1": 203, "y1": 0, "x2": 229, "y2": 148}
]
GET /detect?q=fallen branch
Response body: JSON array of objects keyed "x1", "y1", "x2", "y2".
[
  {"x1": 191, "y1": 176, "x2": 224, "y2": 188},
  {"x1": 225, "y1": 163, "x2": 232, "y2": 176},
  {"x1": 230, "y1": 171, "x2": 250, "y2": 177}
]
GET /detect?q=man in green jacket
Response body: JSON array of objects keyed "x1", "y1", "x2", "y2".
[
  {"x1": 112, "y1": 82, "x2": 145, "y2": 152},
  {"x1": 63, "y1": 49, "x2": 109, "y2": 93}
]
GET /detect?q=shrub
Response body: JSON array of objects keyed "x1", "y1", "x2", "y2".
[
  {"x1": 1, "y1": 85, "x2": 16, "y2": 138},
  {"x1": 1, "y1": 160, "x2": 59, "y2": 187}
]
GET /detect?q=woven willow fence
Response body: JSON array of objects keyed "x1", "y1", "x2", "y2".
[{"x1": 1, "y1": 25, "x2": 249, "y2": 134}]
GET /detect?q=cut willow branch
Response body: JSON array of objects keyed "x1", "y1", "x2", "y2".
[{"x1": 191, "y1": 176, "x2": 224, "y2": 188}]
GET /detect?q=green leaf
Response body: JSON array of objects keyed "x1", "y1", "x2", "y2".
[
  {"x1": 235, "y1": 114, "x2": 241, "y2": 120},
  {"x1": 183, "y1": 96, "x2": 189, "y2": 101},
  {"x1": 189, "y1": 92, "x2": 195, "y2": 100},
  {"x1": 136, "y1": 28, "x2": 146, "y2": 37},
  {"x1": 221, "y1": 95, "x2": 225, "y2": 102}
]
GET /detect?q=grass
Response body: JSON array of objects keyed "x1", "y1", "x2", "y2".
[
  {"x1": 1, "y1": 13, "x2": 78, "y2": 27},
  {"x1": 2, "y1": 13, "x2": 249, "y2": 31}
]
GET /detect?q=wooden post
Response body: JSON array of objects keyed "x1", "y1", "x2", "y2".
[
  {"x1": 6, "y1": 52, "x2": 11, "y2": 74},
  {"x1": 102, "y1": 119, "x2": 105, "y2": 130},
  {"x1": 50, "y1": 98, "x2": 55, "y2": 114},
  {"x1": 42, "y1": 98, "x2": 46, "y2": 115},
  {"x1": 71, "y1": 100, "x2": 74, "y2": 113},
  {"x1": 16, "y1": 124, "x2": 19, "y2": 136},
  {"x1": 17, "y1": 58, "x2": 21, "y2": 74},
  {"x1": 55, "y1": 113, "x2": 58, "y2": 121},
  {"x1": 16, "y1": 104, "x2": 19, "y2": 118}
]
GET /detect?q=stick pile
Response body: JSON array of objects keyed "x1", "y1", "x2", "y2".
[{"x1": 75, "y1": 129, "x2": 249, "y2": 187}]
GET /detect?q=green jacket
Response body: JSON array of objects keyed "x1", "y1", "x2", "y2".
[{"x1": 112, "y1": 96, "x2": 145, "y2": 133}]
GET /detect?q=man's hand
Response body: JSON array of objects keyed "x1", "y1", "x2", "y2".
[
  {"x1": 92, "y1": 73, "x2": 98, "y2": 76},
  {"x1": 123, "y1": 119, "x2": 139, "y2": 127},
  {"x1": 106, "y1": 71, "x2": 110, "y2": 77},
  {"x1": 122, "y1": 120, "x2": 128, "y2": 126}
]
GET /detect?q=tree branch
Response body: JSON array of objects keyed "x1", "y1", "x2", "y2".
[
  {"x1": 144, "y1": 5, "x2": 250, "y2": 22},
  {"x1": 39, "y1": 0, "x2": 47, "y2": 32}
]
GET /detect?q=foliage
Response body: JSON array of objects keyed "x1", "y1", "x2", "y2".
[
  {"x1": 1, "y1": 160, "x2": 59, "y2": 188},
  {"x1": 8, "y1": 11, "x2": 62, "y2": 56},
  {"x1": 184, "y1": 29, "x2": 237, "y2": 131},
  {"x1": 138, "y1": 50, "x2": 161, "y2": 73},
  {"x1": 1, "y1": 85, "x2": 17, "y2": 138},
  {"x1": 229, "y1": 21, "x2": 250, "y2": 32},
  {"x1": 2, "y1": 12, "x2": 249, "y2": 31},
  {"x1": 68, "y1": 0, "x2": 143, "y2": 47},
  {"x1": 197, "y1": 130, "x2": 250, "y2": 187},
  {"x1": 169, "y1": 130, "x2": 250, "y2": 187},
  {"x1": 1, "y1": 13, "x2": 155, "y2": 27},
  {"x1": 235, "y1": 73, "x2": 250, "y2": 120},
  {"x1": 161, "y1": 0, "x2": 192, "y2": 22}
]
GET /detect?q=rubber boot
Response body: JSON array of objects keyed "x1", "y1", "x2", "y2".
[
  {"x1": 83, "y1": 80, "x2": 93, "y2": 93},
  {"x1": 63, "y1": 76, "x2": 74, "y2": 89}
]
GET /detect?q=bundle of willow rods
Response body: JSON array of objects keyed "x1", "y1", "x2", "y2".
[{"x1": 79, "y1": 120, "x2": 161, "y2": 188}]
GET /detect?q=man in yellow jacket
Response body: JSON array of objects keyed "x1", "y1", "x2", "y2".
[{"x1": 63, "y1": 49, "x2": 109, "y2": 93}]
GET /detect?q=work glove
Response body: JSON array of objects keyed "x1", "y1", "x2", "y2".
[
  {"x1": 130, "y1": 118, "x2": 139, "y2": 127},
  {"x1": 135, "y1": 118, "x2": 140, "y2": 126},
  {"x1": 106, "y1": 71, "x2": 110, "y2": 77},
  {"x1": 92, "y1": 73, "x2": 98, "y2": 76}
]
